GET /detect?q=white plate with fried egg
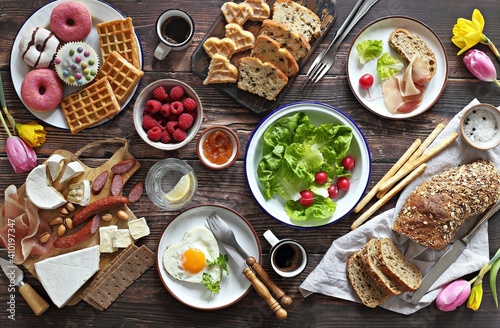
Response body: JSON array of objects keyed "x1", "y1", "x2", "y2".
[{"x1": 156, "y1": 205, "x2": 262, "y2": 310}]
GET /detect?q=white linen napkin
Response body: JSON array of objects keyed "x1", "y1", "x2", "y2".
[{"x1": 299, "y1": 99, "x2": 500, "y2": 315}]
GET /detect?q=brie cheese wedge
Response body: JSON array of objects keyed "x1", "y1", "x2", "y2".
[
  {"x1": 34, "y1": 245, "x2": 100, "y2": 308},
  {"x1": 26, "y1": 165, "x2": 67, "y2": 210},
  {"x1": 67, "y1": 180, "x2": 91, "y2": 206},
  {"x1": 128, "y1": 217, "x2": 150, "y2": 240},
  {"x1": 46, "y1": 154, "x2": 65, "y2": 183},
  {"x1": 59, "y1": 161, "x2": 85, "y2": 184}
]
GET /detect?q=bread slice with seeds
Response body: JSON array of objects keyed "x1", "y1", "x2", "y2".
[
  {"x1": 271, "y1": 0, "x2": 321, "y2": 42},
  {"x1": 251, "y1": 35, "x2": 298, "y2": 77},
  {"x1": 237, "y1": 57, "x2": 288, "y2": 101},
  {"x1": 261, "y1": 19, "x2": 310, "y2": 61}
]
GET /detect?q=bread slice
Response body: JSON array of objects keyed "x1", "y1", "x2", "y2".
[
  {"x1": 376, "y1": 238, "x2": 422, "y2": 292},
  {"x1": 237, "y1": 57, "x2": 288, "y2": 100},
  {"x1": 346, "y1": 251, "x2": 389, "y2": 308},
  {"x1": 272, "y1": 0, "x2": 321, "y2": 42},
  {"x1": 261, "y1": 19, "x2": 310, "y2": 61},
  {"x1": 251, "y1": 35, "x2": 298, "y2": 77},
  {"x1": 360, "y1": 239, "x2": 404, "y2": 296},
  {"x1": 389, "y1": 28, "x2": 437, "y2": 77}
]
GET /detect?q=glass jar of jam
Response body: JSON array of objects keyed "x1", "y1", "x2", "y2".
[{"x1": 197, "y1": 126, "x2": 240, "y2": 169}]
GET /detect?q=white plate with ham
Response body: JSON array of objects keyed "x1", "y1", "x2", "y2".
[{"x1": 346, "y1": 16, "x2": 448, "y2": 119}]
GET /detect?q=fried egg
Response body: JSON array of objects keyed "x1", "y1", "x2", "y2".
[{"x1": 163, "y1": 226, "x2": 221, "y2": 284}]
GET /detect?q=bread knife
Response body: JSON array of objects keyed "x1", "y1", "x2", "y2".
[{"x1": 411, "y1": 200, "x2": 500, "y2": 304}]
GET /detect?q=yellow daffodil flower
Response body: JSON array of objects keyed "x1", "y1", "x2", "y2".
[
  {"x1": 467, "y1": 283, "x2": 483, "y2": 311},
  {"x1": 15, "y1": 122, "x2": 46, "y2": 147}
]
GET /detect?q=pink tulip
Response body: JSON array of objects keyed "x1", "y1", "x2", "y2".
[
  {"x1": 6, "y1": 136, "x2": 37, "y2": 173},
  {"x1": 436, "y1": 279, "x2": 471, "y2": 311},
  {"x1": 463, "y1": 49, "x2": 498, "y2": 82}
]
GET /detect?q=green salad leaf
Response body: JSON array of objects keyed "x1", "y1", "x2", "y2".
[
  {"x1": 257, "y1": 112, "x2": 352, "y2": 221},
  {"x1": 356, "y1": 39, "x2": 383, "y2": 64},
  {"x1": 376, "y1": 52, "x2": 404, "y2": 80}
]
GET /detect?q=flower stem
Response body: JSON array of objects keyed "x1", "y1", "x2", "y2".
[
  {"x1": 495, "y1": 80, "x2": 500, "y2": 88},
  {"x1": 0, "y1": 108, "x2": 13, "y2": 138},
  {"x1": 0, "y1": 74, "x2": 16, "y2": 135},
  {"x1": 485, "y1": 38, "x2": 500, "y2": 63}
]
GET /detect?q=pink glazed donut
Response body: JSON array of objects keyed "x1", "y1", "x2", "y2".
[
  {"x1": 21, "y1": 69, "x2": 64, "y2": 112},
  {"x1": 50, "y1": 1, "x2": 92, "y2": 42}
]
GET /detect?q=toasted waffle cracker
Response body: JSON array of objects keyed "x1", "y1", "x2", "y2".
[
  {"x1": 224, "y1": 23, "x2": 255, "y2": 52},
  {"x1": 97, "y1": 17, "x2": 140, "y2": 69},
  {"x1": 203, "y1": 37, "x2": 237, "y2": 59},
  {"x1": 61, "y1": 77, "x2": 120, "y2": 134},
  {"x1": 203, "y1": 54, "x2": 238, "y2": 85},
  {"x1": 245, "y1": 0, "x2": 270, "y2": 21},
  {"x1": 96, "y1": 51, "x2": 144, "y2": 106},
  {"x1": 221, "y1": 2, "x2": 253, "y2": 25}
]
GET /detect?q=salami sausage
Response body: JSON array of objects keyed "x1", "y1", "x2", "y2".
[
  {"x1": 128, "y1": 181, "x2": 144, "y2": 202},
  {"x1": 111, "y1": 158, "x2": 136, "y2": 174},
  {"x1": 53, "y1": 214, "x2": 100, "y2": 248},
  {"x1": 92, "y1": 171, "x2": 109, "y2": 195},
  {"x1": 111, "y1": 174, "x2": 123, "y2": 196},
  {"x1": 72, "y1": 196, "x2": 129, "y2": 226}
]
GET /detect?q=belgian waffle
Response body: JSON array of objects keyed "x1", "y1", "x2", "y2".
[
  {"x1": 221, "y1": 2, "x2": 253, "y2": 25},
  {"x1": 203, "y1": 37, "x2": 237, "y2": 59},
  {"x1": 224, "y1": 23, "x2": 255, "y2": 52},
  {"x1": 95, "y1": 51, "x2": 144, "y2": 106},
  {"x1": 61, "y1": 77, "x2": 120, "y2": 134},
  {"x1": 97, "y1": 17, "x2": 140, "y2": 69},
  {"x1": 245, "y1": 0, "x2": 270, "y2": 21},
  {"x1": 203, "y1": 54, "x2": 239, "y2": 85}
]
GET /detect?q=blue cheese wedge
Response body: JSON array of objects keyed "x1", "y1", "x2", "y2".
[
  {"x1": 59, "y1": 161, "x2": 85, "y2": 184},
  {"x1": 67, "y1": 180, "x2": 91, "y2": 206},
  {"x1": 34, "y1": 245, "x2": 100, "y2": 308},
  {"x1": 46, "y1": 154, "x2": 65, "y2": 183},
  {"x1": 128, "y1": 217, "x2": 150, "y2": 240},
  {"x1": 113, "y1": 229, "x2": 134, "y2": 248},
  {"x1": 99, "y1": 226, "x2": 118, "y2": 253},
  {"x1": 26, "y1": 164, "x2": 67, "y2": 210}
]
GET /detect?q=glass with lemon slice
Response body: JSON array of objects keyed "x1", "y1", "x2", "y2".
[{"x1": 145, "y1": 158, "x2": 197, "y2": 210}]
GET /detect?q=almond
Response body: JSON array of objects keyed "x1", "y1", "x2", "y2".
[{"x1": 39, "y1": 232, "x2": 51, "y2": 243}]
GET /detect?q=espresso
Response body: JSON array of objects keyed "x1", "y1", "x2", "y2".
[
  {"x1": 273, "y1": 243, "x2": 303, "y2": 272},
  {"x1": 161, "y1": 16, "x2": 191, "y2": 45}
]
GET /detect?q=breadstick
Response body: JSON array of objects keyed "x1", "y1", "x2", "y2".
[
  {"x1": 377, "y1": 123, "x2": 444, "y2": 198},
  {"x1": 378, "y1": 132, "x2": 458, "y2": 193},
  {"x1": 351, "y1": 163, "x2": 427, "y2": 230},
  {"x1": 353, "y1": 138, "x2": 421, "y2": 213}
]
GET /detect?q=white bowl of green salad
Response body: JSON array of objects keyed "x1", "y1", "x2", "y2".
[{"x1": 245, "y1": 101, "x2": 371, "y2": 228}]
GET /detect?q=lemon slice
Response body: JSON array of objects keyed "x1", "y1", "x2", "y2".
[{"x1": 164, "y1": 174, "x2": 191, "y2": 202}]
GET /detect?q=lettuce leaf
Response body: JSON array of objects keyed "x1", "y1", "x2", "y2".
[
  {"x1": 285, "y1": 197, "x2": 337, "y2": 221},
  {"x1": 376, "y1": 52, "x2": 404, "y2": 80},
  {"x1": 356, "y1": 39, "x2": 383, "y2": 64}
]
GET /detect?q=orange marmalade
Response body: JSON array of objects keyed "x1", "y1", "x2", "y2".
[{"x1": 202, "y1": 130, "x2": 233, "y2": 165}]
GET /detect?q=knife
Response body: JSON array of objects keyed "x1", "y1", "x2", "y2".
[
  {"x1": 222, "y1": 245, "x2": 287, "y2": 320},
  {"x1": 411, "y1": 200, "x2": 500, "y2": 304},
  {"x1": 0, "y1": 257, "x2": 50, "y2": 315}
]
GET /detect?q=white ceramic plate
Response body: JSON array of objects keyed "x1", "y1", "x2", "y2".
[
  {"x1": 346, "y1": 16, "x2": 448, "y2": 119},
  {"x1": 245, "y1": 101, "x2": 371, "y2": 228},
  {"x1": 156, "y1": 205, "x2": 261, "y2": 310},
  {"x1": 10, "y1": 0, "x2": 143, "y2": 129}
]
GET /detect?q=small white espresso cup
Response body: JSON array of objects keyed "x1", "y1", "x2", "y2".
[
  {"x1": 154, "y1": 9, "x2": 195, "y2": 60},
  {"x1": 263, "y1": 230, "x2": 308, "y2": 278}
]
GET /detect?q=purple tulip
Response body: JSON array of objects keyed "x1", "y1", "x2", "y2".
[
  {"x1": 435, "y1": 279, "x2": 471, "y2": 311},
  {"x1": 463, "y1": 49, "x2": 498, "y2": 82},
  {"x1": 6, "y1": 136, "x2": 37, "y2": 173}
]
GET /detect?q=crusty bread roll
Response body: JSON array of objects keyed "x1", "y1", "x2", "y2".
[{"x1": 393, "y1": 160, "x2": 500, "y2": 250}]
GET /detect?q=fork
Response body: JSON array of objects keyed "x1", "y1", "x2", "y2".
[
  {"x1": 306, "y1": 0, "x2": 380, "y2": 83},
  {"x1": 206, "y1": 212, "x2": 292, "y2": 306}
]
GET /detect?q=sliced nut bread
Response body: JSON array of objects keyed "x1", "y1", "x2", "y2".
[
  {"x1": 272, "y1": 0, "x2": 321, "y2": 42},
  {"x1": 376, "y1": 238, "x2": 422, "y2": 292},
  {"x1": 251, "y1": 35, "x2": 298, "y2": 77},
  {"x1": 389, "y1": 28, "x2": 437, "y2": 77},
  {"x1": 261, "y1": 19, "x2": 311, "y2": 61},
  {"x1": 237, "y1": 57, "x2": 288, "y2": 101},
  {"x1": 360, "y1": 239, "x2": 405, "y2": 296},
  {"x1": 346, "y1": 251, "x2": 390, "y2": 308}
]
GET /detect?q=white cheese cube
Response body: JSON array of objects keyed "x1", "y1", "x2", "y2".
[
  {"x1": 128, "y1": 217, "x2": 150, "y2": 240},
  {"x1": 99, "y1": 226, "x2": 118, "y2": 253},
  {"x1": 113, "y1": 229, "x2": 134, "y2": 248}
]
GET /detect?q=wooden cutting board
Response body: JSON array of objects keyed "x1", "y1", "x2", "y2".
[{"x1": 7, "y1": 138, "x2": 141, "y2": 306}]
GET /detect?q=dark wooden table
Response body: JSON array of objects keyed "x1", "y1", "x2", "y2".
[{"x1": 1, "y1": 0, "x2": 499, "y2": 327}]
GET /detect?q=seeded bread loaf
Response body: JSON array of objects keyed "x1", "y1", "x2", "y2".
[
  {"x1": 393, "y1": 160, "x2": 500, "y2": 250},
  {"x1": 237, "y1": 56, "x2": 288, "y2": 100},
  {"x1": 251, "y1": 35, "x2": 298, "y2": 77},
  {"x1": 346, "y1": 251, "x2": 389, "y2": 308},
  {"x1": 389, "y1": 28, "x2": 437, "y2": 77},
  {"x1": 272, "y1": 0, "x2": 321, "y2": 42},
  {"x1": 261, "y1": 19, "x2": 311, "y2": 61}
]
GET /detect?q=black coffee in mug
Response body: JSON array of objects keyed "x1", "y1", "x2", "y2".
[
  {"x1": 161, "y1": 16, "x2": 190, "y2": 45},
  {"x1": 273, "y1": 243, "x2": 303, "y2": 272}
]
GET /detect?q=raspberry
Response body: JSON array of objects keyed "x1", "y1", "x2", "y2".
[
  {"x1": 145, "y1": 99, "x2": 161, "y2": 114},
  {"x1": 169, "y1": 85, "x2": 185, "y2": 101},
  {"x1": 159, "y1": 103, "x2": 171, "y2": 117},
  {"x1": 142, "y1": 114, "x2": 159, "y2": 131},
  {"x1": 160, "y1": 130, "x2": 172, "y2": 143},
  {"x1": 166, "y1": 121, "x2": 178, "y2": 134},
  {"x1": 147, "y1": 126, "x2": 163, "y2": 141},
  {"x1": 170, "y1": 101, "x2": 184, "y2": 115},
  {"x1": 178, "y1": 113, "x2": 194, "y2": 130},
  {"x1": 182, "y1": 97, "x2": 197, "y2": 111},
  {"x1": 173, "y1": 128, "x2": 187, "y2": 142},
  {"x1": 153, "y1": 86, "x2": 169, "y2": 102}
]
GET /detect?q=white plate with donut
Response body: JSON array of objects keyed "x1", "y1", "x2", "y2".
[{"x1": 10, "y1": 0, "x2": 143, "y2": 129}]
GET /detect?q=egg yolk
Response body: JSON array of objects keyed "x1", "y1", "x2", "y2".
[{"x1": 181, "y1": 248, "x2": 206, "y2": 273}]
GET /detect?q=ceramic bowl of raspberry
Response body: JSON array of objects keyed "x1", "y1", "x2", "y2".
[
  {"x1": 133, "y1": 79, "x2": 203, "y2": 151},
  {"x1": 196, "y1": 125, "x2": 241, "y2": 170}
]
